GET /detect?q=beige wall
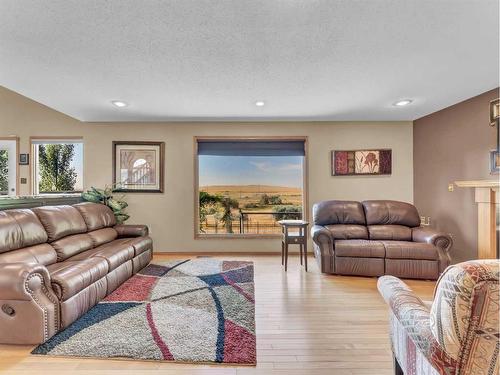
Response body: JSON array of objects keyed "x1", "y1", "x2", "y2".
[
  {"x1": 414, "y1": 88, "x2": 499, "y2": 263},
  {"x1": 0, "y1": 86, "x2": 413, "y2": 252}
]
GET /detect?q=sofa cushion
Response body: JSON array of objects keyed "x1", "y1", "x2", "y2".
[
  {"x1": 385, "y1": 259, "x2": 439, "y2": 280},
  {"x1": 59, "y1": 278, "x2": 108, "y2": 328},
  {"x1": 74, "y1": 202, "x2": 117, "y2": 231},
  {"x1": 88, "y1": 228, "x2": 118, "y2": 247},
  {"x1": 362, "y1": 200, "x2": 420, "y2": 227},
  {"x1": 335, "y1": 240, "x2": 385, "y2": 258},
  {"x1": 313, "y1": 200, "x2": 366, "y2": 226},
  {"x1": 382, "y1": 241, "x2": 439, "y2": 260},
  {"x1": 68, "y1": 240, "x2": 134, "y2": 271},
  {"x1": 368, "y1": 225, "x2": 412, "y2": 241},
  {"x1": 325, "y1": 224, "x2": 368, "y2": 240},
  {"x1": 51, "y1": 233, "x2": 94, "y2": 261},
  {"x1": 0, "y1": 209, "x2": 48, "y2": 253},
  {"x1": 115, "y1": 237, "x2": 153, "y2": 256},
  {"x1": 33, "y1": 205, "x2": 87, "y2": 241},
  {"x1": 133, "y1": 249, "x2": 153, "y2": 274},
  {"x1": 0, "y1": 244, "x2": 57, "y2": 265},
  {"x1": 47, "y1": 258, "x2": 109, "y2": 301},
  {"x1": 335, "y1": 257, "x2": 385, "y2": 277}
]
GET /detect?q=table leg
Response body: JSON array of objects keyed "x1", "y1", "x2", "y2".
[
  {"x1": 304, "y1": 239, "x2": 308, "y2": 272},
  {"x1": 281, "y1": 241, "x2": 284, "y2": 265},
  {"x1": 284, "y1": 242, "x2": 288, "y2": 272},
  {"x1": 299, "y1": 244, "x2": 303, "y2": 265}
]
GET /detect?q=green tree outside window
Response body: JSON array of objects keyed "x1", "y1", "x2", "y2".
[
  {"x1": 0, "y1": 150, "x2": 8, "y2": 194},
  {"x1": 38, "y1": 144, "x2": 77, "y2": 192}
]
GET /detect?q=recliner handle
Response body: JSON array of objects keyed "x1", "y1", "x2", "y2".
[{"x1": 1, "y1": 304, "x2": 15, "y2": 317}]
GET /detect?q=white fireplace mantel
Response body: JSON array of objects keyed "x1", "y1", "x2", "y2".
[
  {"x1": 455, "y1": 179, "x2": 499, "y2": 259},
  {"x1": 455, "y1": 180, "x2": 500, "y2": 189}
]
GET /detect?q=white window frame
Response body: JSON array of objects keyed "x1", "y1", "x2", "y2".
[
  {"x1": 30, "y1": 137, "x2": 84, "y2": 195},
  {"x1": 0, "y1": 136, "x2": 19, "y2": 196}
]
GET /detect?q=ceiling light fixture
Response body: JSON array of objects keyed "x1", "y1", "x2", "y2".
[
  {"x1": 393, "y1": 99, "x2": 413, "y2": 107},
  {"x1": 111, "y1": 100, "x2": 128, "y2": 108},
  {"x1": 255, "y1": 100, "x2": 265, "y2": 107}
]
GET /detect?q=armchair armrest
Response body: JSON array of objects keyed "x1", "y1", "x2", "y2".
[
  {"x1": 114, "y1": 224, "x2": 149, "y2": 238},
  {"x1": 378, "y1": 275, "x2": 430, "y2": 322},
  {"x1": 412, "y1": 227, "x2": 452, "y2": 252},
  {"x1": 0, "y1": 263, "x2": 59, "y2": 344},
  {"x1": 311, "y1": 225, "x2": 333, "y2": 246},
  {"x1": 377, "y1": 276, "x2": 457, "y2": 374}
]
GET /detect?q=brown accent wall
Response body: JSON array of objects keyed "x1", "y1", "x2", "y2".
[{"x1": 414, "y1": 88, "x2": 499, "y2": 263}]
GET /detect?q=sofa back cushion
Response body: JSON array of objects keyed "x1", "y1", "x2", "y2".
[
  {"x1": 0, "y1": 244, "x2": 57, "y2": 265},
  {"x1": 74, "y1": 202, "x2": 117, "y2": 231},
  {"x1": 324, "y1": 224, "x2": 368, "y2": 240},
  {"x1": 0, "y1": 209, "x2": 48, "y2": 253},
  {"x1": 51, "y1": 233, "x2": 94, "y2": 261},
  {"x1": 367, "y1": 225, "x2": 412, "y2": 241},
  {"x1": 362, "y1": 200, "x2": 420, "y2": 227},
  {"x1": 313, "y1": 200, "x2": 366, "y2": 226},
  {"x1": 88, "y1": 228, "x2": 118, "y2": 247},
  {"x1": 33, "y1": 205, "x2": 87, "y2": 241}
]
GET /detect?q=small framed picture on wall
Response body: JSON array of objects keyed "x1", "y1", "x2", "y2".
[
  {"x1": 490, "y1": 98, "x2": 499, "y2": 126},
  {"x1": 19, "y1": 153, "x2": 29, "y2": 165},
  {"x1": 112, "y1": 141, "x2": 165, "y2": 193},
  {"x1": 490, "y1": 150, "x2": 499, "y2": 174}
]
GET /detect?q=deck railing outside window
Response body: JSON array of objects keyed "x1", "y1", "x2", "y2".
[{"x1": 200, "y1": 210, "x2": 302, "y2": 235}]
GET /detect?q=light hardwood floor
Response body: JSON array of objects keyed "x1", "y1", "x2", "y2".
[{"x1": 0, "y1": 253, "x2": 435, "y2": 375}]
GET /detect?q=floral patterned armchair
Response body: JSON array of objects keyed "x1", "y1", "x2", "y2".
[{"x1": 378, "y1": 259, "x2": 499, "y2": 375}]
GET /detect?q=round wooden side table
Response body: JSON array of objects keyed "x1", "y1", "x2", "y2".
[{"x1": 278, "y1": 220, "x2": 309, "y2": 272}]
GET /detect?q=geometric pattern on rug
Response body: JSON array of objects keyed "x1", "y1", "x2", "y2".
[{"x1": 32, "y1": 259, "x2": 256, "y2": 365}]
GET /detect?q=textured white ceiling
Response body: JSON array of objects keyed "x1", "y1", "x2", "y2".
[{"x1": 0, "y1": 0, "x2": 498, "y2": 122}]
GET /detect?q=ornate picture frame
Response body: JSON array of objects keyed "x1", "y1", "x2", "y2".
[{"x1": 112, "y1": 141, "x2": 165, "y2": 193}]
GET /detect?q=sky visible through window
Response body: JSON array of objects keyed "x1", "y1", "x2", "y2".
[
  {"x1": 198, "y1": 155, "x2": 304, "y2": 235},
  {"x1": 199, "y1": 155, "x2": 303, "y2": 188},
  {"x1": 72, "y1": 144, "x2": 83, "y2": 190}
]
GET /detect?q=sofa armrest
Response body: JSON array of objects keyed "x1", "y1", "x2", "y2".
[
  {"x1": 311, "y1": 225, "x2": 333, "y2": 246},
  {"x1": 0, "y1": 262, "x2": 52, "y2": 300},
  {"x1": 377, "y1": 276, "x2": 457, "y2": 373},
  {"x1": 114, "y1": 224, "x2": 149, "y2": 238},
  {"x1": 311, "y1": 225, "x2": 335, "y2": 273},
  {"x1": 412, "y1": 227, "x2": 452, "y2": 273},
  {"x1": 0, "y1": 263, "x2": 60, "y2": 344},
  {"x1": 412, "y1": 227, "x2": 452, "y2": 252}
]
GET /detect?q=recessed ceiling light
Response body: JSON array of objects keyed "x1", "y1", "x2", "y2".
[
  {"x1": 111, "y1": 100, "x2": 128, "y2": 108},
  {"x1": 255, "y1": 100, "x2": 265, "y2": 107},
  {"x1": 393, "y1": 99, "x2": 413, "y2": 107}
]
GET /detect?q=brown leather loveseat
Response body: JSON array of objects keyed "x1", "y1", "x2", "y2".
[
  {"x1": 311, "y1": 200, "x2": 452, "y2": 279},
  {"x1": 0, "y1": 202, "x2": 152, "y2": 344}
]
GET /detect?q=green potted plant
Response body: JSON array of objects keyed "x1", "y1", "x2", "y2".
[{"x1": 81, "y1": 185, "x2": 129, "y2": 224}]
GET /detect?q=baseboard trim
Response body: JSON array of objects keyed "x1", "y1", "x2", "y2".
[{"x1": 152, "y1": 251, "x2": 281, "y2": 256}]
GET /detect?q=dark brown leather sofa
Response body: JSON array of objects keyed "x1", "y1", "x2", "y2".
[
  {"x1": 0, "y1": 202, "x2": 152, "y2": 344},
  {"x1": 311, "y1": 200, "x2": 452, "y2": 279}
]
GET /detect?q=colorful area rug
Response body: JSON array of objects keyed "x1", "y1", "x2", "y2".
[{"x1": 32, "y1": 259, "x2": 256, "y2": 364}]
